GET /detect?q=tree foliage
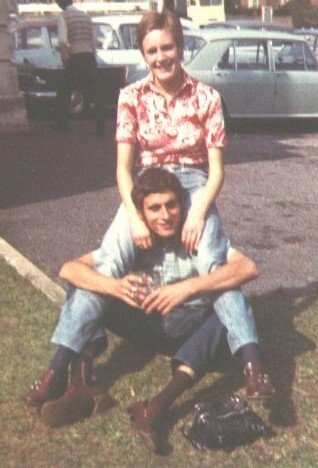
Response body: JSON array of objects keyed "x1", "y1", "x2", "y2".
[{"x1": 279, "y1": 0, "x2": 318, "y2": 28}]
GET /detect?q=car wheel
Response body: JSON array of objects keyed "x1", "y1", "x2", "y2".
[{"x1": 70, "y1": 89, "x2": 84, "y2": 116}]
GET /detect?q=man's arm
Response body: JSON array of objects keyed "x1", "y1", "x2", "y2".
[
  {"x1": 59, "y1": 253, "x2": 147, "y2": 308},
  {"x1": 57, "y1": 12, "x2": 70, "y2": 65},
  {"x1": 142, "y1": 250, "x2": 259, "y2": 315},
  {"x1": 187, "y1": 249, "x2": 259, "y2": 295}
]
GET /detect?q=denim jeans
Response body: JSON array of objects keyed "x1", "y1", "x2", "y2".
[
  {"x1": 95, "y1": 165, "x2": 228, "y2": 277},
  {"x1": 51, "y1": 284, "x2": 258, "y2": 374}
]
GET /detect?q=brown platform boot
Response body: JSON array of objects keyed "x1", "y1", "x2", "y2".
[
  {"x1": 244, "y1": 362, "x2": 275, "y2": 399},
  {"x1": 20, "y1": 369, "x2": 68, "y2": 407},
  {"x1": 40, "y1": 385, "x2": 114, "y2": 427},
  {"x1": 41, "y1": 349, "x2": 113, "y2": 427}
]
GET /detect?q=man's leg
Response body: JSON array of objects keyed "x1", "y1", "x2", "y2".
[
  {"x1": 83, "y1": 53, "x2": 106, "y2": 137},
  {"x1": 54, "y1": 61, "x2": 73, "y2": 131},
  {"x1": 20, "y1": 287, "x2": 110, "y2": 407},
  {"x1": 40, "y1": 300, "x2": 172, "y2": 428},
  {"x1": 128, "y1": 312, "x2": 225, "y2": 452},
  {"x1": 212, "y1": 289, "x2": 274, "y2": 398}
]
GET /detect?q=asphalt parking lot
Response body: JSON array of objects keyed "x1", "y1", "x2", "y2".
[{"x1": 1, "y1": 113, "x2": 317, "y2": 297}]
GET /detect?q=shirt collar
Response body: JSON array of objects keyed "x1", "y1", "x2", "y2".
[{"x1": 142, "y1": 69, "x2": 195, "y2": 97}]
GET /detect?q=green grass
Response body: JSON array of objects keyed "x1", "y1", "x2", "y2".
[{"x1": 0, "y1": 257, "x2": 317, "y2": 467}]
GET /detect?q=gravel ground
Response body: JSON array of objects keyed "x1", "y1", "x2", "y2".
[{"x1": 1, "y1": 115, "x2": 317, "y2": 296}]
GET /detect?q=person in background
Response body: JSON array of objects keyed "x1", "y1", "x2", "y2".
[{"x1": 54, "y1": 0, "x2": 105, "y2": 136}]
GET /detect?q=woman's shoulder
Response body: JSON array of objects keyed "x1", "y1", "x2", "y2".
[
  {"x1": 194, "y1": 78, "x2": 221, "y2": 102},
  {"x1": 120, "y1": 75, "x2": 150, "y2": 99}
]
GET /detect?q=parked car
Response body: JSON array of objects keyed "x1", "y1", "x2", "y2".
[
  {"x1": 11, "y1": 18, "x2": 127, "y2": 114},
  {"x1": 202, "y1": 20, "x2": 294, "y2": 33},
  {"x1": 129, "y1": 29, "x2": 318, "y2": 120}
]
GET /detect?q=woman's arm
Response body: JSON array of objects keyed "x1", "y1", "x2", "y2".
[
  {"x1": 117, "y1": 142, "x2": 153, "y2": 248},
  {"x1": 182, "y1": 147, "x2": 225, "y2": 253}
]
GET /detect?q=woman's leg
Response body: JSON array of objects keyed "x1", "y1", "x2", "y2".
[{"x1": 96, "y1": 203, "x2": 137, "y2": 277}]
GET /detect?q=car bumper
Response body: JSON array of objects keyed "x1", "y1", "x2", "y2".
[{"x1": 23, "y1": 90, "x2": 56, "y2": 100}]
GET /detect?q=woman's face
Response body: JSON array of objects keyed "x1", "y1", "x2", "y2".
[{"x1": 141, "y1": 29, "x2": 182, "y2": 88}]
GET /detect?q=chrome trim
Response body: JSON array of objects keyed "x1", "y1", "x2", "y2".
[{"x1": 23, "y1": 91, "x2": 56, "y2": 99}]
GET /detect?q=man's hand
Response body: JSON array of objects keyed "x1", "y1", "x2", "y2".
[
  {"x1": 130, "y1": 215, "x2": 153, "y2": 249},
  {"x1": 112, "y1": 274, "x2": 148, "y2": 308},
  {"x1": 142, "y1": 282, "x2": 191, "y2": 315}
]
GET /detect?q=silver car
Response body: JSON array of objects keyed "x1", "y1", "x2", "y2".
[
  {"x1": 186, "y1": 29, "x2": 318, "y2": 119},
  {"x1": 129, "y1": 29, "x2": 318, "y2": 119}
]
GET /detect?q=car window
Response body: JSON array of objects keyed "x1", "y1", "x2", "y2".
[
  {"x1": 120, "y1": 24, "x2": 138, "y2": 49},
  {"x1": 304, "y1": 43, "x2": 318, "y2": 69},
  {"x1": 273, "y1": 40, "x2": 306, "y2": 71},
  {"x1": 217, "y1": 40, "x2": 268, "y2": 70},
  {"x1": 184, "y1": 35, "x2": 206, "y2": 52},
  {"x1": 47, "y1": 25, "x2": 59, "y2": 49},
  {"x1": 16, "y1": 26, "x2": 43, "y2": 50},
  {"x1": 93, "y1": 23, "x2": 121, "y2": 50},
  {"x1": 235, "y1": 40, "x2": 268, "y2": 70},
  {"x1": 217, "y1": 42, "x2": 235, "y2": 69}
]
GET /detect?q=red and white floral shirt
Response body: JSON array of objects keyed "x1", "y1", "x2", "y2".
[{"x1": 116, "y1": 71, "x2": 226, "y2": 168}]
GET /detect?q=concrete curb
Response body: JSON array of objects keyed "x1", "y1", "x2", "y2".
[{"x1": 0, "y1": 237, "x2": 66, "y2": 307}]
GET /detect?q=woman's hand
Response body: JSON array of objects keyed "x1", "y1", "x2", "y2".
[
  {"x1": 142, "y1": 282, "x2": 191, "y2": 315},
  {"x1": 130, "y1": 215, "x2": 153, "y2": 249},
  {"x1": 112, "y1": 274, "x2": 148, "y2": 308},
  {"x1": 181, "y1": 207, "x2": 206, "y2": 254}
]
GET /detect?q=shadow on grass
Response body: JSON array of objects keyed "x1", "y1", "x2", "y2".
[{"x1": 92, "y1": 282, "x2": 317, "y2": 430}]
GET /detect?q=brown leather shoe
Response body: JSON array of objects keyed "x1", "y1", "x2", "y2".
[
  {"x1": 40, "y1": 385, "x2": 114, "y2": 427},
  {"x1": 20, "y1": 369, "x2": 67, "y2": 407},
  {"x1": 244, "y1": 362, "x2": 275, "y2": 399},
  {"x1": 128, "y1": 401, "x2": 167, "y2": 453}
]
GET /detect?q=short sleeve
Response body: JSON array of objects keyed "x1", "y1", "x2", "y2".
[
  {"x1": 91, "y1": 248, "x2": 102, "y2": 266},
  {"x1": 115, "y1": 87, "x2": 138, "y2": 143},
  {"x1": 226, "y1": 239, "x2": 237, "y2": 260},
  {"x1": 204, "y1": 89, "x2": 227, "y2": 149}
]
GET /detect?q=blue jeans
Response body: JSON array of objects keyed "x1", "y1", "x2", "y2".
[
  {"x1": 51, "y1": 285, "x2": 259, "y2": 374},
  {"x1": 95, "y1": 165, "x2": 228, "y2": 277}
]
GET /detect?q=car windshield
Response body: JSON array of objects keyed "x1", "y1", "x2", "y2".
[
  {"x1": 120, "y1": 24, "x2": 138, "y2": 49},
  {"x1": 93, "y1": 23, "x2": 121, "y2": 50}
]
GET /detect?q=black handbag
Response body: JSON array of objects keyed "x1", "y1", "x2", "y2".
[{"x1": 185, "y1": 396, "x2": 272, "y2": 451}]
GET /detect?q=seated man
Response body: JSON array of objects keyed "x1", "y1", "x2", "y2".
[{"x1": 20, "y1": 168, "x2": 273, "y2": 450}]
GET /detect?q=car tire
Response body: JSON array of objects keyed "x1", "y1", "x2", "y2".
[{"x1": 70, "y1": 89, "x2": 85, "y2": 116}]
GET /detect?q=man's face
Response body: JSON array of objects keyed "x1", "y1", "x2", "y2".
[{"x1": 141, "y1": 190, "x2": 181, "y2": 240}]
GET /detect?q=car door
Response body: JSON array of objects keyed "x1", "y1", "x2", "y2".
[
  {"x1": 212, "y1": 39, "x2": 276, "y2": 117},
  {"x1": 271, "y1": 39, "x2": 318, "y2": 116},
  {"x1": 13, "y1": 25, "x2": 59, "y2": 69}
]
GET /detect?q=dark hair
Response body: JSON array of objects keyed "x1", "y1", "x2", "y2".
[
  {"x1": 56, "y1": 0, "x2": 72, "y2": 9},
  {"x1": 131, "y1": 168, "x2": 185, "y2": 211},
  {"x1": 137, "y1": 9, "x2": 184, "y2": 60}
]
